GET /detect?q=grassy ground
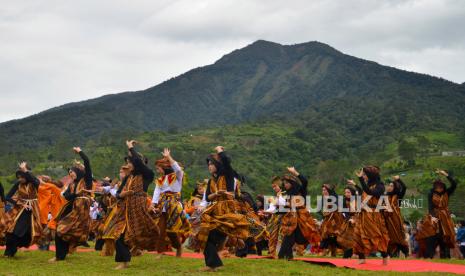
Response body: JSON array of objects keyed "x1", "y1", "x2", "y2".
[{"x1": 0, "y1": 250, "x2": 461, "y2": 276}]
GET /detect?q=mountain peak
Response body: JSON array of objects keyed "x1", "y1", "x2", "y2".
[{"x1": 215, "y1": 39, "x2": 340, "y2": 66}]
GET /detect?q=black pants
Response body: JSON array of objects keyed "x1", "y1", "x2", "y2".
[
  {"x1": 4, "y1": 231, "x2": 31, "y2": 257},
  {"x1": 115, "y1": 234, "x2": 131, "y2": 263},
  {"x1": 235, "y1": 237, "x2": 256, "y2": 258},
  {"x1": 426, "y1": 234, "x2": 450, "y2": 258},
  {"x1": 204, "y1": 229, "x2": 226, "y2": 268},
  {"x1": 256, "y1": 239, "x2": 268, "y2": 256},
  {"x1": 95, "y1": 239, "x2": 105, "y2": 251},
  {"x1": 55, "y1": 235, "x2": 69, "y2": 260},
  {"x1": 278, "y1": 226, "x2": 306, "y2": 260},
  {"x1": 4, "y1": 211, "x2": 32, "y2": 257},
  {"x1": 343, "y1": 248, "x2": 353, "y2": 259},
  {"x1": 359, "y1": 251, "x2": 388, "y2": 259}
]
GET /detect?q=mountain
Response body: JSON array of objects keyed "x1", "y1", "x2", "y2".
[
  {"x1": 2, "y1": 40, "x2": 465, "y2": 219},
  {"x1": 1, "y1": 40, "x2": 464, "y2": 157}
]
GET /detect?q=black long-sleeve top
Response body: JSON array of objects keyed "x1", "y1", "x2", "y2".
[
  {"x1": 394, "y1": 179, "x2": 407, "y2": 199},
  {"x1": 428, "y1": 176, "x2": 457, "y2": 215},
  {"x1": 63, "y1": 151, "x2": 93, "y2": 201},
  {"x1": 358, "y1": 177, "x2": 385, "y2": 197},
  {"x1": 116, "y1": 148, "x2": 155, "y2": 198},
  {"x1": 298, "y1": 175, "x2": 308, "y2": 198},
  {"x1": 0, "y1": 182, "x2": 5, "y2": 203},
  {"x1": 5, "y1": 172, "x2": 40, "y2": 205},
  {"x1": 205, "y1": 151, "x2": 235, "y2": 202}
]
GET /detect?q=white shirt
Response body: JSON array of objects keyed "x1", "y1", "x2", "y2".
[
  {"x1": 152, "y1": 161, "x2": 183, "y2": 204},
  {"x1": 102, "y1": 185, "x2": 118, "y2": 197},
  {"x1": 90, "y1": 202, "x2": 99, "y2": 220},
  {"x1": 265, "y1": 194, "x2": 286, "y2": 213}
]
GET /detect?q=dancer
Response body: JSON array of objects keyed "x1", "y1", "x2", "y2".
[
  {"x1": 96, "y1": 177, "x2": 118, "y2": 255},
  {"x1": 353, "y1": 166, "x2": 390, "y2": 265},
  {"x1": 197, "y1": 146, "x2": 249, "y2": 272},
  {"x1": 235, "y1": 190, "x2": 267, "y2": 258},
  {"x1": 254, "y1": 194, "x2": 269, "y2": 256},
  {"x1": 278, "y1": 167, "x2": 320, "y2": 260},
  {"x1": 1, "y1": 162, "x2": 42, "y2": 257},
  {"x1": 319, "y1": 183, "x2": 344, "y2": 257},
  {"x1": 50, "y1": 147, "x2": 93, "y2": 262},
  {"x1": 152, "y1": 148, "x2": 190, "y2": 257},
  {"x1": 426, "y1": 169, "x2": 458, "y2": 258},
  {"x1": 0, "y1": 182, "x2": 5, "y2": 222},
  {"x1": 103, "y1": 140, "x2": 159, "y2": 269},
  {"x1": 384, "y1": 175, "x2": 409, "y2": 257},
  {"x1": 337, "y1": 181, "x2": 361, "y2": 259},
  {"x1": 265, "y1": 176, "x2": 287, "y2": 258},
  {"x1": 37, "y1": 176, "x2": 66, "y2": 251},
  {"x1": 185, "y1": 180, "x2": 207, "y2": 252}
]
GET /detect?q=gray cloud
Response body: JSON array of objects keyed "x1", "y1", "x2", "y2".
[{"x1": 0, "y1": 0, "x2": 464, "y2": 122}]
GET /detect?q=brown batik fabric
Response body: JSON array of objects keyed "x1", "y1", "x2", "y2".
[
  {"x1": 320, "y1": 210, "x2": 345, "y2": 240},
  {"x1": 197, "y1": 176, "x2": 249, "y2": 250},
  {"x1": 266, "y1": 213, "x2": 284, "y2": 258},
  {"x1": 56, "y1": 179, "x2": 92, "y2": 245},
  {"x1": 353, "y1": 190, "x2": 389, "y2": 255},
  {"x1": 103, "y1": 175, "x2": 159, "y2": 251},
  {"x1": 384, "y1": 194, "x2": 409, "y2": 254},
  {"x1": 431, "y1": 192, "x2": 456, "y2": 247},
  {"x1": 0, "y1": 182, "x2": 42, "y2": 246}
]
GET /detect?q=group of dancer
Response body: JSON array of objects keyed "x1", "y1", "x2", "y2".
[{"x1": 0, "y1": 141, "x2": 461, "y2": 271}]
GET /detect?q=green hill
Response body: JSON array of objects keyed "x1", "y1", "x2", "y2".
[{"x1": 1, "y1": 40, "x2": 465, "y2": 221}]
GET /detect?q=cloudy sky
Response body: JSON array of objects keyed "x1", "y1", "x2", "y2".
[{"x1": 0, "y1": 0, "x2": 464, "y2": 122}]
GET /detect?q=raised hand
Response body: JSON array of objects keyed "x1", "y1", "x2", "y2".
[
  {"x1": 72, "y1": 147, "x2": 82, "y2": 154},
  {"x1": 435, "y1": 169, "x2": 449, "y2": 177},
  {"x1": 214, "y1": 146, "x2": 224, "y2": 153},
  {"x1": 19, "y1": 161, "x2": 28, "y2": 172},
  {"x1": 126, "y1": 140, "x2": 136, "y2": 149},
  {"x1": 347, "y1": 179, "x2": 356, "y2": 186},
  {"x1": 286, "y1": 166, "x2": 299, "y2": 176},
  {"x1": 162, "y1": 148, "x2": 171, "y2": 158},
  {"x1": 355, "y1": 168, "x2": 364, "y2": 178}
]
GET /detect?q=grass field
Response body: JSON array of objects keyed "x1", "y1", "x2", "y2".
[{"x1": 0, "y1": 250, "x2": 461, "y2": 276}]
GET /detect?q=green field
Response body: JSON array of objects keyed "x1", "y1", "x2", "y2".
[{"x1": 0, "y1": 250, "x2": 460, "y2": 276}]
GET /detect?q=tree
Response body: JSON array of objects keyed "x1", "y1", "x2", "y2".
[{"x1": 398, "y1": 139, "x2": 417, "y2": 165}]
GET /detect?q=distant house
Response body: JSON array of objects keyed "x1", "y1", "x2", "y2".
[{"x1": 442, "y1": 151, "x2": 465, "y2": 157}]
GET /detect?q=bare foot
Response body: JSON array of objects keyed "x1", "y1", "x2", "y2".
[
  {"x1": 115, "y1": 262, "x2": 129, "y2": 270},
  {"x1": 358, "y1": 259, "x2": 366, "y2": 264},
  {"x1": 199, "y1": 266, "x2": 217, "y2": 272},
  {"x1": 48, "y1": 257, "x2": 57, "y2": 263}
]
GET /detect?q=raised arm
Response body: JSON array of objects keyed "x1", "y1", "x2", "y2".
[
  {"x1": 0, "y1": 182, "x2": 4, "y2": 202},
  {"x1": 286, "y1": 167, "x2": 307, "y2": 196},
  {"x1": 162, "y1": 148, "x2": 184, "y2": 187},
  {"x1": 436, "y1": 170, "x2": 457, "y2": 195},
  {"x1": 17, "y1": 162, "x2": 39, "y2": 190},
  {"x1": 80, "y1": 151, "x2": 93, "y2": 189},
  {"x1": 218, "y1": 151, "x2": 233, "y2": 176},
  {"x1": 128, "y1": 144, "x2": 154, "y2": 184},
  {"x1": 73, "y1": 147, "x2": 93, "y2": 189},
  {"x1": 395, "y1": 177, "x2": 407, "y2": 199},
  {"x1": 446, "y1": 175, "x2": 457, "y2": 195}
]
